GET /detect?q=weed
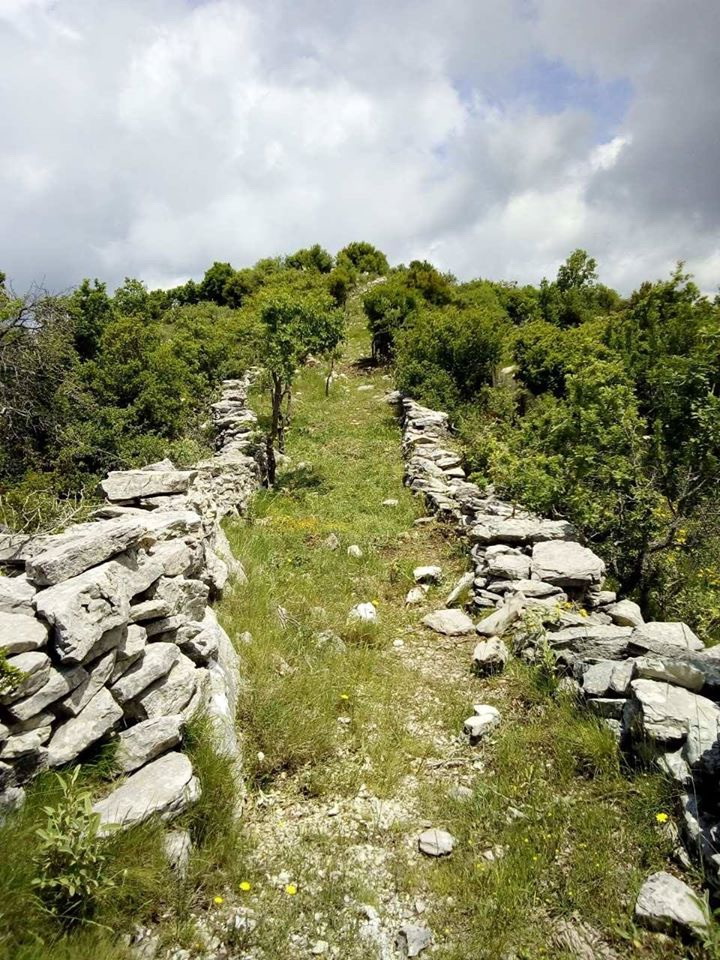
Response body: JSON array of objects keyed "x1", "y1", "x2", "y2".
[{"x1": 31, "y1": 768, "x2": 112, "y2": 926}]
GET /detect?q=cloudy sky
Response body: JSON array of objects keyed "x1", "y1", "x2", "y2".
[{"x1": 1, "y1": 0, "x2": 718, "y2": 293}]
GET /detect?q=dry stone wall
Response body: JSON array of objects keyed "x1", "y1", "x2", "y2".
[
  {"x1": 393, "y1": 391, "x2": 720, "y2": 925},
  {"x1": 0, "y1": 376, "x2": 262, "y2": 830}
]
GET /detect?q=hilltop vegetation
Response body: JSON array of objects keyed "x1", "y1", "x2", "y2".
[
  {"x1": 362, "y1": 251, "x2": 720, "y2": 642},
  {"x1": 2, "y1": 243, "x2": 719, "y2": 639}
]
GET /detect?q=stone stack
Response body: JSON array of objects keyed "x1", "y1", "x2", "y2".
[
  {"x1": 0, "y1": 378, "x2": 261, "y2": 829},
  {"x1": 395, "y1": 392, "x2": 720, "y2": 903}
]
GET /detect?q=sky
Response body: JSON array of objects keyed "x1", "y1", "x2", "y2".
[{"x1": 0, "y1": 0, "x2": 718, "y2": 294}]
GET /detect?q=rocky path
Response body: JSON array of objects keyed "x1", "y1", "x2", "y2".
[{"x1": 179, "y1": 318, "x2": 705, "y2": 960}]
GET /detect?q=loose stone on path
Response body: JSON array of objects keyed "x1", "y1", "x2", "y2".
[
  {"x1": 422, "y1": 609, "x2": 475, "y2": 636},
  {"x1": 418, "y1": 828, "x2": 455, "y2": 857}
]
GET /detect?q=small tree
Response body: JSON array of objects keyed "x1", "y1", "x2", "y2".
[{"x1": 256, "y1": 280, "x2": 344, "y2": 483}]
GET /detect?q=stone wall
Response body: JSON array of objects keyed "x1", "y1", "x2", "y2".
[
  {"x1": 0, "y1": 376, "x2": 262, "y2": 832},
  {"x1": 394, "y1": 392, "x2": 720, "y2": 915}
]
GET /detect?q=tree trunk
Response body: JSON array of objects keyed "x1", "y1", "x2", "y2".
[{"x1": 266, "y1": 374, "x2": 284, "y2": 486}]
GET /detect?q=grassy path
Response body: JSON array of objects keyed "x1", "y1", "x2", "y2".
[{"x1": 212, "y1": 313, "x2": 702, "y2": 959}]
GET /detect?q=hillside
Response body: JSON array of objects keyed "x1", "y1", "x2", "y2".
[{"x1": 0, "y1": 255, "x2": 719, "y2": 959}]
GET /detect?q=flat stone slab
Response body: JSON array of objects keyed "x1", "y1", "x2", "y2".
[
  {"x1": 99, "y1": 469, "x2": 197, "y2": 503},
  {"x1": 631, "y1": 621, "x2": 704, "y2": 653},
  {"x1": 0, "y1": 611, "x2": 48, "y2": 655},
  {"x1": 7, "y1": 664, "x2": 87, "y2": 723},
  {"x1": 631, "y1": 679, "x2": 720, "y2": 765},
  {"x1": 0, "y1": 651, "x2": 51, "y2": 703},
  {"x1": 418, "y1": 828, "x2": 455, "y2": 857},
  {"x1": 47, "y1": 687, "x2": 123, "y2": 767},
  {"x1": 0, "y1": 576, "x2": 36, "y2": 615},
  {"x1": 422, "y1": 609, "x2": 475, "y2": 636},
  {"x1": 485, "y1": 552, "x2": 531, "y2": 581},
  {"x1": 531, "y1": 540, "x2": 605, "y2": 588},
  {"x1": 25, "y1": 515, "x2": 150, "y2": 587},
  {"x1": 93, "y1": 751, "x2": 201, "y2": 832},
  {"x1": 635, "y1": 871, "x2": 707, "y2": 936},
  {"x1": 634, "y1": 656, "x2": 704, "y2": 693},
  {"x1": 469, "y1": 516, "x2": 575, "y2": 546},
  {"x1": 111, "y1": 643, "x2": 180, "y2": 705},
  {"x1": 115, "y1": 714, "x2": 184, "y2": 773}
]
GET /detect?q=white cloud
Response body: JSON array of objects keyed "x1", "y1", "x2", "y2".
[{"x1": 0, "y1": 0, "x2": 717, "y2": 294}]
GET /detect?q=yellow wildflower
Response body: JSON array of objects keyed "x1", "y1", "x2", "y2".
[
  {"x1": 213, "y1": 895, "x2": 224, "y2": 905},
  {"x1": 239, "y1": 881, "x2": 252, "y2": 892},
  {"x1": 655, "y1": 812, "x2": 669, "y2": 824},
  {"x1": 340, "y1": 693, "x2": 350, "y2": 701},
  {"x1": 285, "y1": 883, "x2": 298, "y2": 896}
]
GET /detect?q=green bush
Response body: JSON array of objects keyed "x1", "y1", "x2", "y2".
[{"x1": 31, "y1": 769, "x2": 112, "y2": 926}]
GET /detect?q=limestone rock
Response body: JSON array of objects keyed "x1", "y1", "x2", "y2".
[
  {"x1": 323, "y1": 533, "x2": 340, "y2": 550},
  {"x1": 111, "y1": 643, "x2": 180, "y2": 705},
  {"x1": 177, "y1": 613, "x2": 222, "y2": 665},
  {"x1": 634, "y1": 656, "x2": 704, "y2": 692},
  {"x1": 472, "y1": 637, "x2": 510, "y2": 676},
  {"x1": 131, "y1": 576, "x2": 208, "y2": 624},
  {"x1": 93, "y1": 751, "x2": 201, "y2": 832},
  {"x1": 463, "y1": 704, "x2": 500, "y2": 742},
  {"x1": 0, "y1": 728, "x2": 49, "y2": 762},
  {"x1": 25, "y1": 515, "x2": 149, "y2": 587},
  {"x1": 418, "y1": 828, "x2": 455, "y2": 857},
  {"x1": 34, "y1": 558, "x2": 134, "y2": 663},
  {"x1": 100, "y1": 469, "x2": 197, "y2": 502},
  {"x1": 0, "y1": 651, "x2": 51, "y2": 703},
  {"x1": 504, "y1": 579, "x2": 563, "y2": 599},
  {"x1": 476, "y1": 592, "x2": 525, "y2": 638},
  {"x1": 605, "y1": 599, "x2": 644, "y2": 627},
  {"x1": 395, "y1": 924, "x2": 432, "y2": 958},
  {"x1": 7, "y1": 664, "x2": 87, "y2": 722},
  {"x1": 413, "y1": 565, "x2": 442, "y2": 584},
  {"x1": 469, "y1": 516, "x2": 575, "y2": 546},
  {"x1": 405, "y1": 586, "x2": 429, "y2": 606},
  {"x1": 445, "y1": 571, "x2": 474, "y2": 607},
  {"x1": 631, "y1": 622, "x2": 704, "y2": 653},
  {"x1": 531, "y1": 541, "x2": 605, "y2": 588},
  {"x1": 149, "y1": 539, "x2": 199, "y2": 579},
  {"x1": 630, "y1": 680, "x2": 720, "y2": 764},
  {"x1": 0, "y1": 575, "x2": 36, "y2": 615},
  {"x1": 58, "y1": 649, "x2": 116, "y2": 717},
  {"x1": 209, "y1": 525, "x2": 247, "y2": 584},
  {"x1": 115, "y1": 714, "x2": 183, "y2": 773},
  {"x1": 485, "y1": 552, "x2": 531, "y2": 581},
  {"x1": 422, "y1": 608, "x2": 475, "y2": 636},
  {"x1": 582, "y1": 660, "x2": 634, "y2": 698},
  {"x1": 111, "y1": 625, "x2": 147, "y2": 681},
  {"x1": 47, "y1": 688, "x2": 123, "y2": 767},
  {"x1": 347, "y1": 544, "x2": 363, "y2": 559},
  {"x1": 203, "y1": 545, "x2": 228, "y2": 595},
  {"x1": 164, "y1": 829, "x2": 192, "y2": 878},
  {"x1": 0, "y1": 611, "x2": 48, "y2": 655},
  {"x1": 131, "y1": 654, "x2": 199, "y2": 720},
  {"x1": 635, "y1": 871, "x2": 707, "y2": 936},
  {"x1": 348, "y1": 602, "x2": 378, "y2": 624}
]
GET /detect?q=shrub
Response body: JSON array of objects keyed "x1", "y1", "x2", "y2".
[{"x1": 31, "y1": 768, "x2": 112, "y2": 925}]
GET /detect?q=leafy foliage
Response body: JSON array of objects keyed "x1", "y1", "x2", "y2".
[{"x1": 31, "y1": 769, "x2": 111, "y2": 926}]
